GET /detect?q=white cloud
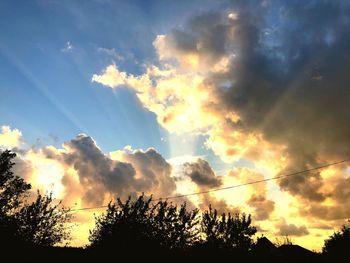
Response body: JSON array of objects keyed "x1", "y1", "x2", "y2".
[
  {"x1": 61, "y1": 41, "x2": 73, "y2": 52},
  {"x1": 0, "y1": 125, "x2": 22, "y2": 148}
]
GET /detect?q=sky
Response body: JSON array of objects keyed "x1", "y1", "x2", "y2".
[{"x1": 1, "y1": 0, "x2": 350, "y2": 250}]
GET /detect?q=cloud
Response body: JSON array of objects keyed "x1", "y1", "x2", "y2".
[
  {"x1": 247, "y1": 194, "x2": 275, "y2": 221},
  {"x1": 59, "y1": 134, "x2": 137, "y2": 205},
  {"x1": 183, "y1": 158, "x2": 222, "y2": 188},
  {"x1": 92, "y1": 64, "x2": 152, "y2": 92},
  {"x1": 61, "y1": 41, "x2": 73, "y2": 52},
  {"x1": 180, "y1": 158, "x2": 242, "y2": 214},
  {"x1": 180, "y1": 160, "x2": 274, "y2": 219},
  {"x1": 92, "y1": 1, "x2": 350, "y2": 224},
  {"x1": 2, "y1": 124, "x2": 340, "y2": 249},
  {"x1": 39, "y1": 134, "x2": 177, "y2": 206},
  {"x1": 1, "y1": 126, "x2": 178, "y2": 209},
  {"x1": 228, "y1": 168, "x2": 275, "y2": 220},
  {"x1": 299, "y1": 169, "x2": 350, "y2": 220},
  {"x1": 276, "y1": 218, "x2": 309, "y2": 237},
  {"x1": 1, "y1": 129, "x2": 176, "y2": 207},
  {"x1": 212, "y1": 2, "x2": 350, "y2": 205},
  {"x1": 91, "y1": 8, "x2": 284, "y2": 163},
  {"x1": 109, "y1": 147, "x2": 176, "y2": 199},
  {"x1": 0, "y1": 125, "x2": 22, "y2": 149},
  {"x1": 92, "y1": 63, "x2": 221, "y2": 134}
]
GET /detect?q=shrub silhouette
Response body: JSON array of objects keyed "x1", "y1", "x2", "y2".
[
  {"x1": 0, "y1": 149, "x2": 71, "y2": 247},
  {"x1": 323, "y1": 223, "x2": 350, "y2": 256},
  {"x1": 89, "y1": 195, "x2": 200, "y2": 253},
  {"x1": 89, "y1": 195, "x2": 257, "y2": 257},
  {"x1": 200, "y1": 205, "x2": 257, "y2": 252}
]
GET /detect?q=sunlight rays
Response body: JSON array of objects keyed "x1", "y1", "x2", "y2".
[{"x1": 0, "y1": 43, "x2": 85, "y2": 132}]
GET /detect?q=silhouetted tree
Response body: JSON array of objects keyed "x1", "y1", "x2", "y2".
[
  {"x1": 0, "y1": 150, "x2": 31, "y2": 246},
  {"x1": 0, "y1": 150, "x2": 71, "y2": 247},
  {"x1": 323, "y1": 223, "x2": 350, "y2": 256},
  {"x1": 152, "y1": 199, "x2": 200, "y2": 250},
  {"x1": 201, "y1": 205, "x2": 257, "y2": 252},
  {"x1": 89, "y1": 195, "x2": 199, "y2": 252},
  {"x1": 15, "y1": 191, "x2": 72, "y2": 246},
  {"x1": 0, "y1": 150, "x2": 31, "y2": 215},
  {"x1": 89, "y1": 195, "x2": 155, "y2": 250}
]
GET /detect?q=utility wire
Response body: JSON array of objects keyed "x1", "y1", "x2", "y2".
[
  {"x1": 69, "y1": 157, "x2": 350, "y2": 213},
  {"x1": 70, "y1": 206, "x2": 108, "y2": 212}
]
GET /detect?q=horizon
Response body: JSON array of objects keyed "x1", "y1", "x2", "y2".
[{"x1": 1, "y1": 0, "x2": 350, "y2": 251}]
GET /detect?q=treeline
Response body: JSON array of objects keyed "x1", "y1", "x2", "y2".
[
  {"x1": 0, "y1": 149, "x2": 349, "y2": 260},
  {"x1": 89, "y1": 195, "x2": 256, "y2": 256}
]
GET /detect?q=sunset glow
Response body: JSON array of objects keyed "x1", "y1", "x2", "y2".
[{"x1": 1, "y1": 0, "x2": 350, "y2": 251}]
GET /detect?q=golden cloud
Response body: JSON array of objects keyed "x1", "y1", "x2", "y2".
[
  {"x1": 0, "y1": 125, "x2": 22, "y2": 148},
  {"x1": 90, "y1": 8, "x2": 350, "y2": 250}
]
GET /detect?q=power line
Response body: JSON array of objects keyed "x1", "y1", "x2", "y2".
[
  {"x1": 70, "y1": 206, "x2": 108, "y2": 212},
  {"x1": 152, "y1": 157, "x2": 350, "y2": 201},
  {"x1": 69, "y1": 157, "x2": 350, "y2": 213}
]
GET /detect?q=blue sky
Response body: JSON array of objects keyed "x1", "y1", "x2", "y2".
[
  {"x1": 1, "y1": 0, "x2": 349, "y2": 170},
  {"x1": 1, "y1": 0, "x2": 347, "y2": 169},
  {"x1": 0, "y1": 0, "x2": 200, "y2": 154},
  {"x1": 0, "y1": 0, "x2": 255, "y2": 170},
  {"x1": 1, "y1": 0, "x2": 248, "y2": 163}
]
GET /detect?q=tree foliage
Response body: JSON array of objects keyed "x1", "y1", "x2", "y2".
[
  {"x1": 16, "y1": 191, "x2": 72, "y2": 246},
  {"x1": 323, "y1": 223, "x2": 350, "y2": 256},
  {"x1": 0, "y1": 149, "x2": 71, "y2": 247},
  {"x1": 0, "y1": 150, "x2": 31, "y2": 216},
  {"x1": 201, "y1": 205, "x2": 257, "y2": 252},
  {"x1": 89, "y1": 195, "x2": 200, "y2": 252},
  {"x1": 89, "y1": 195, "x2": 257, "y2": 255}
]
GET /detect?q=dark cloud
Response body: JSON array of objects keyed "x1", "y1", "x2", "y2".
[
  {"x1": 43, "y1": 134, "x2": 176, "y2": 206},
  {"x1": 67, "y1": 135, "x2": 136, "y2": 192},
  {"x1": 183, "y1": 158, "x2": 222, "y2": 188},
  {"x1": 276, "y1": 218, "x2": 309, "y2": 237},
  {"x1": 181, "y1": 159, "x2": 239, "y2": 214},
  {"x1": 300, "y1": 175, "x2": 350, "y2": 220},
  {"x1": 170, "y1": 12, "x2": 232, "y2": 61},
  {"x1": 58, "y1": 134, "x2": 136, "y2": 205},
  {"x1": 116, "y1": 148, "x2": 176, "y2": 198},
  {"x1": 165, "y1": 1, "x2": 350, "y2": 219},
  {"x1": 247, "y1": 194, "x2": 275, "y2": 221},
  {"x1": 221, "y1": 1, "x2": 350, "y2": 203}
]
